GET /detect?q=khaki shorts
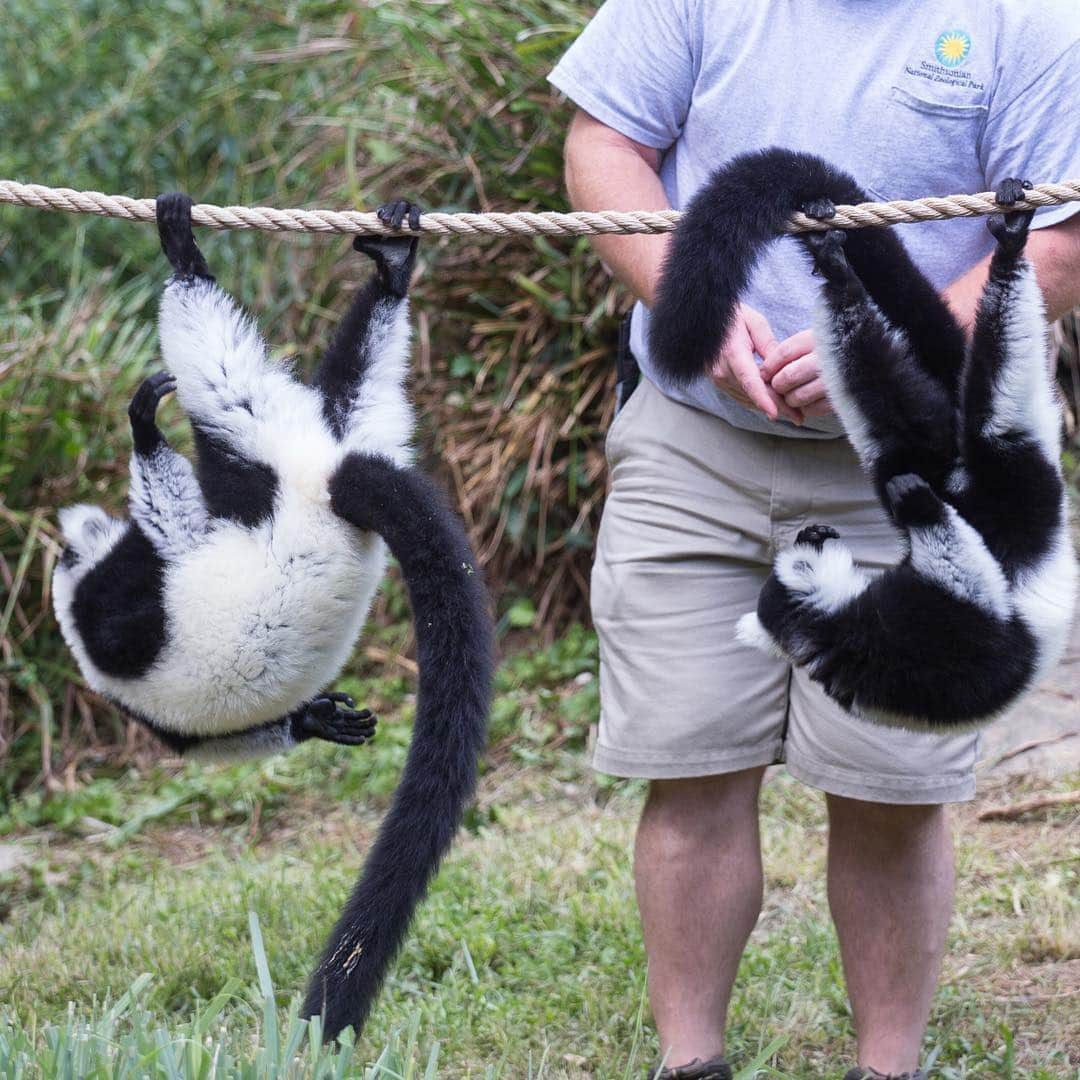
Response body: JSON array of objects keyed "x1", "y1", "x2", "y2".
[{"x1": 590, "y1": 378, "x2": 979, "y2": 804}]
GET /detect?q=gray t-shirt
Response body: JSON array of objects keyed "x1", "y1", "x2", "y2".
[{"x1": 549, "y1": 0, "x2": 1080, "y2": 437}]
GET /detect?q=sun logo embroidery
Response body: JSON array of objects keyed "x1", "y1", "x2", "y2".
[{"x1": 935, "y1": 29, "x2": 972, "y2": 67}]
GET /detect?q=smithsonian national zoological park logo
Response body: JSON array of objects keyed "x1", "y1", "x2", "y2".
[
  {"x1": 904, "y1": 28, "x2": 983, "y2": 91},
  {"x1": 934, "y1": 29, "x2": 972, "y2": 67}
]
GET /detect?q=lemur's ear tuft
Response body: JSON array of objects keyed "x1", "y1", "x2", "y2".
[{"x1": 57, "y1": 505, "x2": 126, "y2": 565}]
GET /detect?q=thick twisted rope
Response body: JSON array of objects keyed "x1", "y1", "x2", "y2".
[{"x1": 1, "y1": 178, "x2": 1079, "y2": 237}]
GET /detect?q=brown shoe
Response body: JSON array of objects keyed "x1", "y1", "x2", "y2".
[
  {"x1": 647, "y1": 1055, "x2": 732, "y2": 1080},
  {"x1": 844, "y1": 1068, "x2": 927, "y2": 1080}
]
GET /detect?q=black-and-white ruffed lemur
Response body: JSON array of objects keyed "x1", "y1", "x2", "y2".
[
  {"x1": 649, "y1": 148, "x2": 1077, "y2": 731},
  {"x1": 52, "y1": 194, "x2": 493, "y2": 1038}
]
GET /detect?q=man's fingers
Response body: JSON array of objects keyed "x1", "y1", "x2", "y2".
[
  {"x1": 741, "y1": 305, "x2": 779, "y2": 362},
  {"x1": 768, "y1": 354, "x2": 820, "y2": 395},
  {"x1": 710, "y1": 307, "x2": 810, "y2": 423},
  {"x1": 761, "y1": 329, "x2": 815, "y2": 380},
  {"x1": 782, "y1": 375, "x2": 828, "y2": 410},
  {"x1": 801, "y1": 397, "x2": 834, "y2": 419},
  {"x1": 769, "y1": 387, "x2": 805, "y2": 425},
  {"x1": 726, "y1": 348, "x2": 778, "y2": 420}
]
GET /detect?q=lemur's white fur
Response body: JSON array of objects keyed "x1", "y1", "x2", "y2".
[
  {"x1": 1013, "y1": 521, "x2": 1079, "y2": 681},
  {"x1": 56, "y1": 505, "x2": 128, "y2": 565},
  {"x1": 774, "y1": 540, "x2": 871, "y2": 614},
  {"x1": 53, "y1": 277, "x2": 413, "y2": 737},
  {"x1": 128, "y1": 444, "x2": 209, "y2": 559},
  {"x1": 906, "y1": 506, "x2": 1012, "y2": 619},
  {"x1": 980, "y1": 264, "x2": 1060, "y2": 460},
  {"x1": 810, "y1": 294, "x2": 888, "y2": 470}
]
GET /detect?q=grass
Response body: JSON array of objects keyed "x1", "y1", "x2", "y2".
[
  {"x1": 1, "y1": 634, "x2": 1077, "y2": 1077},
  {"x1": 2, "y1": 734, "x2": 1077, "y2": 1077}
]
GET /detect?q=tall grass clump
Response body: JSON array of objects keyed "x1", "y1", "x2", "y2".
[
  {"x1": 0, "y1": 0, "x2": 618, "y2": 779},
  {"x1": 0, "y1": 914, "x2": 441, "y2": 1078},
  {"x1": 0, "y1": 1, "x2": 622, "y2": 627}
]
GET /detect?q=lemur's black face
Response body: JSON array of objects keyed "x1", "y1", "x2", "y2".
[{"x1": 60, "y1": 546, "x2": 80, "y2": 569}]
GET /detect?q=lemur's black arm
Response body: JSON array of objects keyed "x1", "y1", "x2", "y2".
[
  {"x1": 156, "y1": 193, "x2": 214, "y2": 282},
  {"x1": 127, "y1": 372, "x2": 210, "y2": 557},
  {"x1": 313, "y1": 200, "x2": 422, "y2": 437},
  {"x1": 132, "y1": 694, "x2": 376, "y2": 764}
]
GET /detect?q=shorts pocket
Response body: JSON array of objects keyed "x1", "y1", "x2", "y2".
[
  {"x1": 604, "y1": 374, "x2": 649, "y2": 464},
  {"x1": 867, "y1": 86, "x2": 987, "y2": 202}
]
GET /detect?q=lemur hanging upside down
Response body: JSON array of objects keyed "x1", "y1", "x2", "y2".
[
  {"x1": 52, "y1": 195, "x2": 493, "y2": 1038},
  {"x1": 649, "y1": 148, "x2": 1077, "y2": 730}
]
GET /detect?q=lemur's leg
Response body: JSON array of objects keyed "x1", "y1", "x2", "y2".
[
  {"x1": 884, "y1": 473, "x2": 1010, "y2": 617},
  {"x1": 146, "y1": 693, "x2": 377, "y2": 763},
  {"x1": 314, "y1": 199, "x2": 421, "y2": 463},
  {"x1": 740, "y1": 508, "x2": 1021, "y2": 726},
  {"x1": 802, "y1": 199, "x2": 967, "y2": 400},
  {"x1": 963, "y1": 180, "x2": 1058, "y2": 460},
  {"x1": 154, "y1": 192, "x2": 304, "y2": 526},
  {"x1": 736, "y1": 522, "x2": 871, "y2": 666},
  {"x1": 800, "y1": 225, "x2": 956, "y2": 480},
  {"x1": 127, "y1": 372, "x2": 210, "y2": 557}
]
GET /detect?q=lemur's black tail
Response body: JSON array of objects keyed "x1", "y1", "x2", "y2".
[
  {"x1": 649, "y1": 148, "x2": 868, "y2": 386},
  {"x1": 303, "y1": 452, "x2": 493, "y2": 1040}
]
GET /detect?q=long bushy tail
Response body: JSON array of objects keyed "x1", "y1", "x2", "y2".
[
  {"x1": 649, "y1": 148, "x2": 869, "y2": 386},
  {"x1": 303, "y1": 452, "x2": 494, "y2": 1040}
]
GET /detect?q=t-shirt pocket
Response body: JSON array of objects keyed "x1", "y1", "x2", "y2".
[{"x1": 867, "y1": 86, "x2": 988, "y2": 202}]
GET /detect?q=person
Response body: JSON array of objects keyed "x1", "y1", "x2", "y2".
[{"x1": 548, "y1": 3, "x2": 1080, "y2": 1077}]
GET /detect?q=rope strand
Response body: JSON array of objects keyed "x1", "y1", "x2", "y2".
[{"x1": 1, "y1": 177, "x2": 1078, "y2": 237}]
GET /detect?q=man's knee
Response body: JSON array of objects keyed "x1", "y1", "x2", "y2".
[
  {"x1": 639, "y1": 768, "x2": 766, "y2": 850},
  {"x1": 826, "y1": 794, "x2": 950, "y2": 854}
]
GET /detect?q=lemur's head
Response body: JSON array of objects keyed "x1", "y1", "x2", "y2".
[
  {"x1": 51, "y1": 505, "x2": 133, "y2": 705},
  {"x1": 52, "y1": 505, "x2": 128, "y2": 619},
  {"x1": 55, "y1": 505, "x2": 125, "y2": 573}
]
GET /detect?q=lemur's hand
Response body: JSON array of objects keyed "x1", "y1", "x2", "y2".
[
  {"x1": 295, "y1": 693, "x2": 377, "y2": 746},
  {"x1": 128, "y1": 371, "x2": 177, "y2": 455},
  {"x1": 987, "y1": 177, "x2": 1035, "y2": 249},
  {"x1": 353, "y1": 199, "x2": 422, "y2": 298},
  {"x1": 156, "y1": 193, "x2": 215, "y2": 283}
]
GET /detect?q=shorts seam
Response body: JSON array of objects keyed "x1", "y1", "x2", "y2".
[
  {"x1": 593, "y1": 737, "x2": 783, "y2": 778},
  {"x1": 785, "y1": 745, "x2": 976, "y2": 802}
]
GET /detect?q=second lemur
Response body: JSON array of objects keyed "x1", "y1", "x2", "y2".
[
  {"x1": 649, "y1": 148, "x2": 1077, "y2": 730},
  {"x1": 52, "y1": 195, "x2": 493, "y2": 1038}
]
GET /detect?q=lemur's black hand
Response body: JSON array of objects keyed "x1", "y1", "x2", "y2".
[
  {"x1": 797, "y1": 198, "x2": 849, "y2": 279},
  {"x1": 128, "y1": 371, "x2": 177, "y2": 455},
  {"x1": 156, "y1": 193, "x2": 215, "y2": 283},
  {"x1": 803, "y1": 227, "x2": 849, "y2": 280},
  {"x1": 294, "y1": 693, "x2": 377, "y2": 747},
  {"x1": 800, "y1": 197, "x2": 837, "y2": 222},
  {"x1": 794, "y1": 523, "x2": 840, "y2": 551},
  {"x1": 987, "y1": 177, "x2": 1035, "y2": 249},
  {"x1": 353, "y1": 199, "x2": 422, "y2": 298}
]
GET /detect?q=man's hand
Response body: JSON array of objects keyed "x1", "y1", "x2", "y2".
[
  {"x1": 760, "y1": 329, "x2": 833, "y2": 419},
  {"x1": 711, "y1": 304, "x2": 805, "y2": 424}
]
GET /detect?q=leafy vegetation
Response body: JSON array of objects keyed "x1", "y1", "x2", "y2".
[
  {"x1": 0, "y1": 0, "x2": 625, "y2": 782},
  {"x1": 2, "y1": 724, "x2": 1077, "y2": 1076}
]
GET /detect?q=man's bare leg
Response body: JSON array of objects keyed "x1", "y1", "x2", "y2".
[
  {"x1": 635, "y1": 767, "x2": 767, "y2": 1066},
  {"x1": 827, "y1": 797, "x2": 954, "y2": 1074}
]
